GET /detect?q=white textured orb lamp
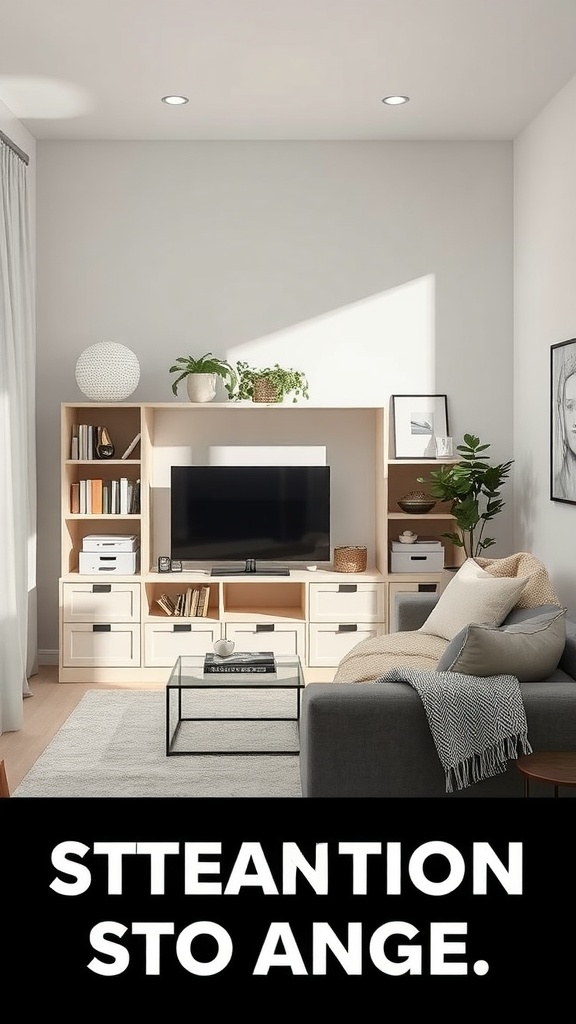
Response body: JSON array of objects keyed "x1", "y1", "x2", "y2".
[{"x1": 75, "y1": 341, "x2": 140, "y2": 401}]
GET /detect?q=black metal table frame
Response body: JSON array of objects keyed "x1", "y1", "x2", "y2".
[{"x1": 166, "y1": 674, "x2": 303, "y2": 756}]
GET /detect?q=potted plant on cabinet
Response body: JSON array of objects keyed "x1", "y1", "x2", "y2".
[
  {"x1": 169, "y1": 352, "x2": 238, "y2": 402},
  {"x1": 418, "y1": 433, "x2": 513, "y2": 559},
  {"x1": 235, "y1": 361, "x2": 309, "y2": 403}
]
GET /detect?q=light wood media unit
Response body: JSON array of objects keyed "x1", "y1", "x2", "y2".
[{"x1": 59, "y1": 402, "x2": 462, "y2": 682}]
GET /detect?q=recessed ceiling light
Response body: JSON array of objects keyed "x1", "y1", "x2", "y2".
[
  {"x1": 382, "y1": 95, "x2": 410, "y2": 105},
  {"x1": 162, "y1": 95, "x2": 189, "y2": 105}
]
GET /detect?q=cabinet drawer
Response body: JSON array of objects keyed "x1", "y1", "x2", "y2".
[
  {"x1": 62, "y1": 582, "x2": 141, "y2": 622},
  {"x1": 224, "y1": 622, "x2": 305, "y2": 659},
  {"x1": 144, "y1": 621, "x2": 222, "y2": 667},
  {"x1": 62, "y1": 623, "x2": 140, "y2": 668},
  {"x1": 309, "y1": 582, "x2": 385, "y2": 622},
  {"x1": 308, "y1": 622, "x2": 385, "y2": 667}
]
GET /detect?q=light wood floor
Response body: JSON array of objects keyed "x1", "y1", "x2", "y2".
[{"x1": 0, "y1": 666, "x2": 164, "y2": 793}]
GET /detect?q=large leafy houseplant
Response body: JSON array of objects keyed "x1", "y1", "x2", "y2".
[
  {"x1": 235, "y1": 361, "x2": 309, "y2": 403},
  {"x1": 169, "y1": 352, "x2": 237, "y2": 397},
  {"x1": 419, "y1": 433, "x2": 513, "y2": 559}
]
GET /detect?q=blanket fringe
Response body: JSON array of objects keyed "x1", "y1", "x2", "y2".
[{"x1": 446, "y1": 732, "x2": 533, "y2": 793}]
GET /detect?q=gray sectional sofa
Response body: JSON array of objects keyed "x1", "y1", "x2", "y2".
[{"x1": 299, "y1": 593, "x2": 576, "y2": 798}]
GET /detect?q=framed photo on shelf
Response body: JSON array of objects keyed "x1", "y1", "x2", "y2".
[
  {"x1": 391, "y1": 394, "x2": 449, "y2": 458},
  {"x1": 550, "y1": 338, "x2": 576, "y2": 505}
]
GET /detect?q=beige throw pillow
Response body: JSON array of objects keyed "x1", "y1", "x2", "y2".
[{"x1": 418, "y1": 558, "x2": 529, "y2": 641}]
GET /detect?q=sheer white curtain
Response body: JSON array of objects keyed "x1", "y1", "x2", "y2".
[{"x1": 0, "y1": 136, "x2": 37, "y2": 733}]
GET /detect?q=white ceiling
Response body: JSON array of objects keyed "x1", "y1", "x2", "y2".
[{"x1": 1, "y1": 0, "x2": 576, "y2": 142}]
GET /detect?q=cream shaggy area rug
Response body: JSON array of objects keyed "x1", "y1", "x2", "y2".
[{"x1": 13, "y1": 689, "x2": 302, "y2": 798}]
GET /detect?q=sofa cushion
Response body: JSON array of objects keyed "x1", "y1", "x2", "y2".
[
  {"x1": 436, "y1": 605, "x2": 567, "y2": 680},
  {"x1": 418, "y1": 558, "x2": 528, "y2": 641}
]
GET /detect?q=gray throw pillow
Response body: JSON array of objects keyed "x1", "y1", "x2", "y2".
[{"x1": 436, "y1": 605, "x2": 567, "y2": 681}]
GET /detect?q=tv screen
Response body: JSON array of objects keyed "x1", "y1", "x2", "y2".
[{"x1": 170, "y1": 465, "x2": 330, "y2": 563}]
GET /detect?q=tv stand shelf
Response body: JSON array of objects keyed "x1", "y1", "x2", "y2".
[
  {"x1": 58, "y1": 402, "x2": 460, "y2": 682},
  {"x1": 210, "y1": 559, "x2": 291, "y2": 576}
]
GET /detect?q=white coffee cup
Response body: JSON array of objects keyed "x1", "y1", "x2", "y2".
[{"x1": 213, "y1": 638, "x2": 235, "y2": 658}]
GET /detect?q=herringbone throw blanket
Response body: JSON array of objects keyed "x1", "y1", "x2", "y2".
[{"x1": 376, "y1": 668, "x2": 533, "y2": 792}]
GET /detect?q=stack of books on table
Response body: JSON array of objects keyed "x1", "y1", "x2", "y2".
[{"x1": 203, "y1": 651, "x2": 277, "y2": 674}]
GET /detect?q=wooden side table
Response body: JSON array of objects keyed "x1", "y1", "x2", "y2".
[{"x1": 516, "y1": 752, "x2": 576, "y2": 797}]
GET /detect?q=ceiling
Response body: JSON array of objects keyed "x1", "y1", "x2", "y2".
[{"x1": 1, "y1": 0, "x2": 576, "y2": 142}]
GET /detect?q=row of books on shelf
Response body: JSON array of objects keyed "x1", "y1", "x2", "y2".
[
  {"x1": 70, "y1": 424, "x2": 141, "y2": 461},
  {"x1": 70, "y1": 478, "x2": 140, "y2": 515},
  {"x1": 156, "y1": 586, "x2": 211, "y2": 617}
]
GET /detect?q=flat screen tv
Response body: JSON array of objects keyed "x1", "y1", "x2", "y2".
[{"x1": 170, "y1": 465, "x2": 330, "y2": 568}]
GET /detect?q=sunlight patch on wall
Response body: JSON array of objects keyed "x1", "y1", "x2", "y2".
[{"x1": 226, "y1": 275, "x2": 436, "y2": 406}]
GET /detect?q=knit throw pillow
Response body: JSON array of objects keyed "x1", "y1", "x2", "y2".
[{"x1": 474, "y1": 552, "x2": 561, "y2": 608}]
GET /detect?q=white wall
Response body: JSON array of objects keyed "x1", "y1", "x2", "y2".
[
  {"x1": 0, "y1": 99, "x2": 36, "y2": 255},
  {"x1": 36, "y1": 140, "x2": 513, "y2": 654},
  {"x1": 514, "y1": 74, "x2": 576, "y2": 610}
]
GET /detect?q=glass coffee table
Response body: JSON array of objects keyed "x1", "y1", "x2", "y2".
[{"x1": 165, "y1": 654, "x2": 304, "y2": 756}]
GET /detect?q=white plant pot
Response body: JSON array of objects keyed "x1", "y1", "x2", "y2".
[{"x1": 186, "y1": 373, "x2": 217, "y2": 403}]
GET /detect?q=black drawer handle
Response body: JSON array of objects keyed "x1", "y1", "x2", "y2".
[
  {"x1": 92, "y1": 584, "x2": 112, "y2": 593},
  {"x1": 256, "y1": 623, "x2": 274, "y2": 632},
  {"x1": 338, "y1": 584, "x2": 357, "y2": 593},
  {"x1": 418, "y1": 584, "x2": 437, "y2": 592},
  {"x1": 337, "y1": 624, "x2": 358, "y2": 632},
  {"x1": 92, "y1": 624, "x2": 111, "y2": 632},
  {"x1": 410, "y1": 556, "x2": 427, "y2": 561},
  {"x1": 173, "y1": 624, "x2": 191, "y2": 633}
]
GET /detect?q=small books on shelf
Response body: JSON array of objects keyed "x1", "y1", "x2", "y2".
[
  {"x1": 70, "y1": 477, "x2": 140, "y2": 514},
  {"x1": 204, "y1": 652, "x2": 277, "y2": 674},
  {"x1": 121, "y1": 432, "x2": 141, "y2": 459},
  {"x1": 156, "y1": 593, "x2": 176, "y2": 616},
  {"x1": 71, "y1": 425, "x2": 141, "y2": 461},
  {"x1": 155, "y1": 586, "x2": 210, "y2": 617}
]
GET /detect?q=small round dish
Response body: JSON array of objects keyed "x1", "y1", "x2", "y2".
[
  {"x1": 397, "y1": 491, "x2": 436, "y2": 514},
  {"x1": 397, "y1": 500, "x2": 436, "y2": 514}
]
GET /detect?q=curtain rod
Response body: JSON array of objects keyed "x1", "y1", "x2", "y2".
[{"x1": 0, "y1": 129, "x2": 30, "y2": 166}]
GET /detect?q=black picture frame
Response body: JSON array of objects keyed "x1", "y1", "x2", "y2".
[
  {"x1": 550, "y1": 338, "x2": 576, "y2": 504},
  {"x1": 391, "y1": 394, "x2": 449, "y2": 458}
]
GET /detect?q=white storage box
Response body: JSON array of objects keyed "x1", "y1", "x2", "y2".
[
  {"x1": 82, "y1": 534, "x2": 139, "y2": 552},
  {"x1": 79, "y1": 550, "x2": 139, "y2": 575},
  {"x1": 390, "y1": 546, "x2": 444, "y2": 573}
]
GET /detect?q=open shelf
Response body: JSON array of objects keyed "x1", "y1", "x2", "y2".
[{"x1": 222, "y1": 581, "x2": 306, "y2": 621}]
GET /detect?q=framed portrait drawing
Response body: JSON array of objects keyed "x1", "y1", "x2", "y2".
[
  {"x1": 551, "y1": 338, "x2": 576, "y2": 504},
  {"x1": 391, "y1": 394, "x2": 449, "y2": 458}
]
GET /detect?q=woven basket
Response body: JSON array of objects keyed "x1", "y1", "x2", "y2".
[
  {"x1": 253, "y1": 378, "x2": 279, "y2": 402},
  {"x1": 333, "y1": 546, "x2": 367, "y2": 573}
]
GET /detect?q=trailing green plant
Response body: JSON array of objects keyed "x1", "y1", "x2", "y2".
[
  {"x1": 235, "y1": 361, "x2": 309, "y2": 403},
  {"x1": 418, "y1": 433, "x2": 513, "y2": 559},
  {"x1": 169, "y1": 352, "x2": 237, "y2": 397}
]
